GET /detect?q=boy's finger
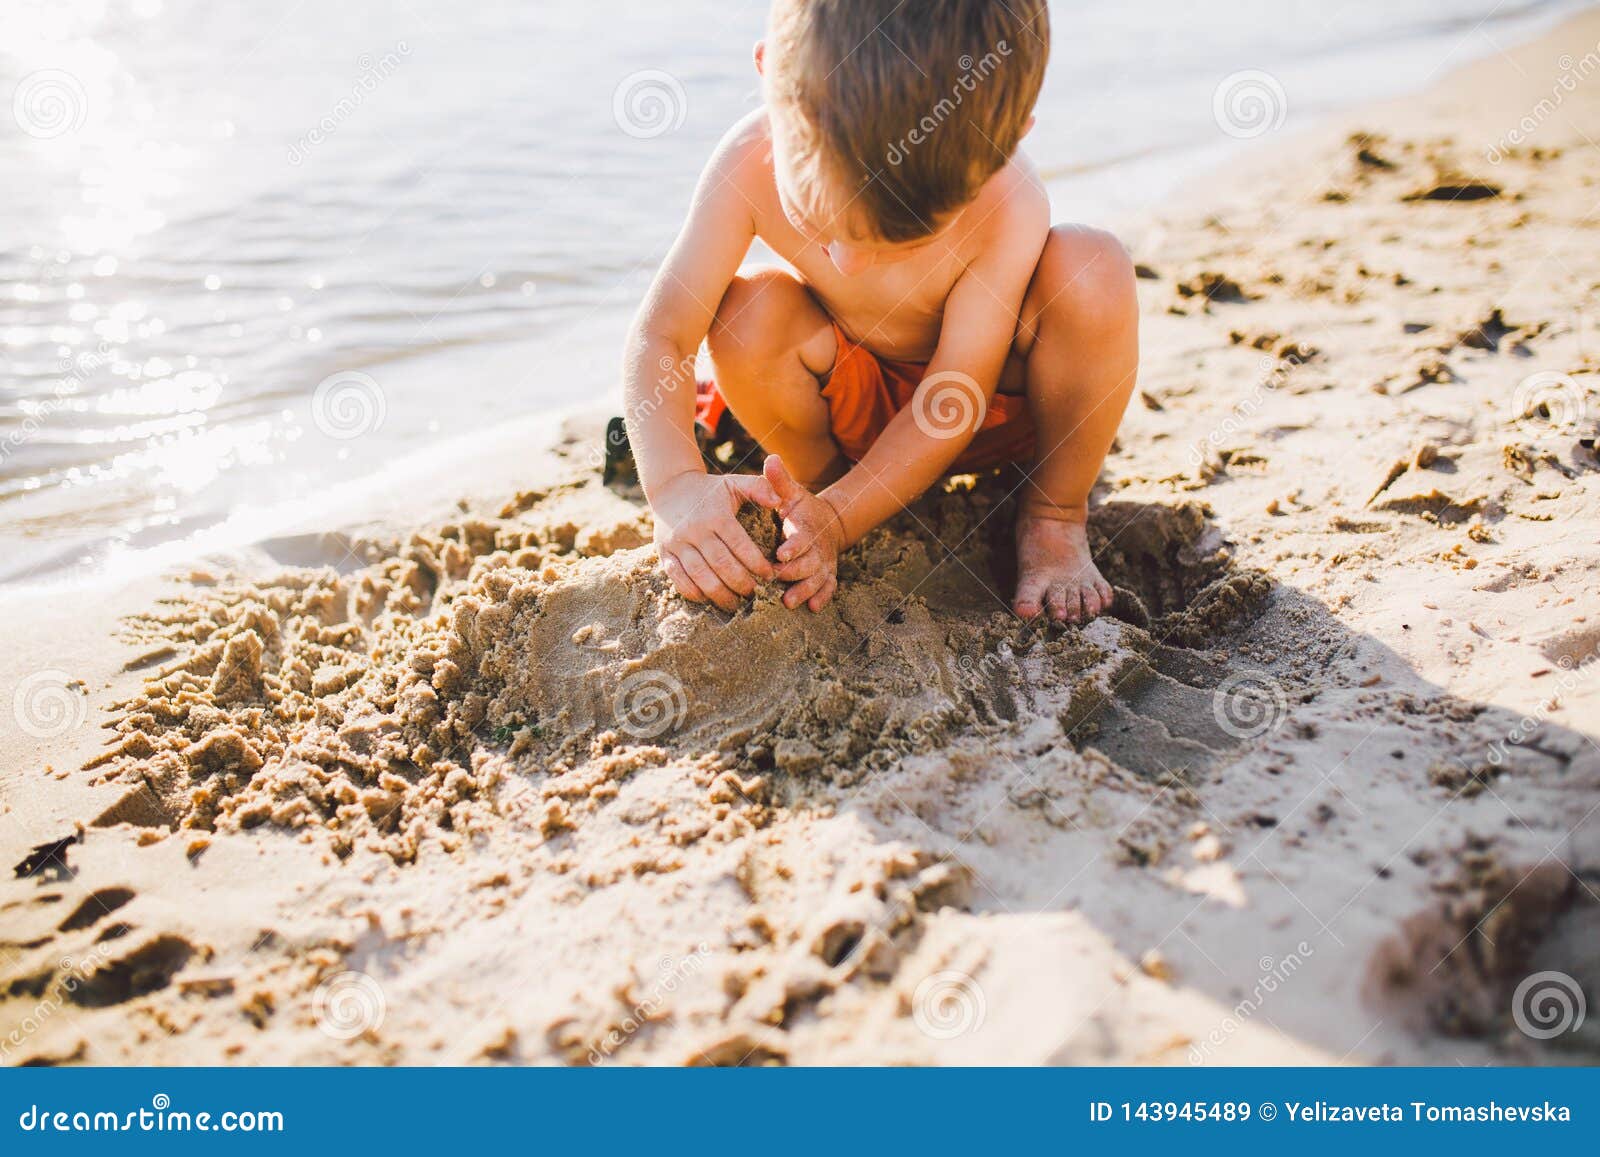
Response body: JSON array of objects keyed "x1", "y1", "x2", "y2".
[
  {"x1": 783, "y1": 571, "x2": 827, "y2": 610},
  {"x1": 775, "y1": 525, "x2": 816, "y2": 563},
  {"x1": 762, "y1": 454, "x2": 808, "y2": 512},
  {"x1": 724, "y1": 473, "x2": 782, "y2": 511},
  {"x1": 775, "y1": 548, "x2": 821, "y2": 583},
  {"x1": 806, "y1": 576, "x2": 837, "y2": 613},
  {"x1": 698, "y1": 535, "x2": 756, "y2": 596},
  {"x1": 716, "y1": 523, "x2": 774, "y2": 581},
  {"x1": 661, "y1": 552, "x2": 705, "y2": 603},
  {"x1": 679, "y1": 546, "x2": 741, "y2": 612}
]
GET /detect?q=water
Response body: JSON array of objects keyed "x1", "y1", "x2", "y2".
[{"x1": 0, "y1": 0, "x2": 1585, "y2": 585}]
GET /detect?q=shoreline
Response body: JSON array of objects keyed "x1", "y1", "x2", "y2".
[
  {"x1": 3, "y1": 1, "x2": 1592, "y2": 593},
  {"x1": 2, "y1": 9, "x2": 1598, "y2": 1067}
]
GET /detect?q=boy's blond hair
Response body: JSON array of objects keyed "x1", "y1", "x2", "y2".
[{"x1": 767, "y1": 0, "x2": 1050, "y2": 243}]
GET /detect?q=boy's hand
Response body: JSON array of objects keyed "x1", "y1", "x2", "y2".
[
  {"x1": 765, "y1": 455, "x2": 847, "y2": 612},
  {"x1": 653, "y1": 471, "x2": 781, "y2": 612}
]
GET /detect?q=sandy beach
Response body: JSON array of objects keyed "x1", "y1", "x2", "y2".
[{"x1": 3, "y1": 10, "x2": 1598, "y2": 1066}]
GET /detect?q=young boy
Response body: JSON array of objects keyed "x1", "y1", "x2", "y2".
[{"x1": 622, "y1": 0, "x2": 1137, "y2": 623}]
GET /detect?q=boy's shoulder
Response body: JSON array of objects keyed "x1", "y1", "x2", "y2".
[
  {"x1": 970, "y1": 148, "x2": 1050, "y2": 232},
  {"x1": 708, "y1": 108, "x2": 1047, "y2": 243},
  {"x1": 953, "y1": 149, "x2": 1051, "y2": 270},
  {"x1": 705, "y1": 108, "x2": 776, "y2": 184}
]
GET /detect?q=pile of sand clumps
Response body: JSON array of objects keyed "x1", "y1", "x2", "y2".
[{"x1": 81, "y1": 473, "x2": 1261, "y2": 867}]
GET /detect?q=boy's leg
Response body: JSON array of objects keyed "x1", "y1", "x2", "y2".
[
  {"x1": 1006, "y1": 225, "x2": 1140, "y2": 624},
  {"x1": 707, "y1": 270, "x2": 844, "y2": 486}
]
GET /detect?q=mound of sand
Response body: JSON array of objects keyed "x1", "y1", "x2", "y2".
[{"x1": 85, "y1": 474, "x2": 1267, "y2": 868}]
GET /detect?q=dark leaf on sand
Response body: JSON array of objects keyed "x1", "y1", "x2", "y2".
[
  {"x1": 1404, "y1": 180, "x2": 1502, "y2": 202},
  {"x1": 13, "y1": 834, "x2": 80, "y2": 879}
]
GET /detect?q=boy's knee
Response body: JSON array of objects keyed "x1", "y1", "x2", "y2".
[
  {"x1": 708, "y1": 271, "x2": 800, "y2": 370},
  {"x1": 1030, "y1": 226, "x2": 1137, "y2": 339}
]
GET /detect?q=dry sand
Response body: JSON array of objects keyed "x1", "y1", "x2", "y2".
[{"x1": 3, "y1": 12, "x2": 1599, "y2": 1066}]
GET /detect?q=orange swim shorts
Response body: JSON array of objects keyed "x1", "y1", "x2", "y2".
[{"x1": 697, "y1": 321, "x2": 1035, "y2": 474}]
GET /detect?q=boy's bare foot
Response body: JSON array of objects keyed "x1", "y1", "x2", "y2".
[{"x1": 1012, "y1": 507, "x2": 1114, "y2": 624}]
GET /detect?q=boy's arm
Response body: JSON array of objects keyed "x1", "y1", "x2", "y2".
[
  {"x1": 772, "y1": 210, "x2": 1048, "y2": 610},
  {"x1": 624, "y1": 120, "x2": 782, "y2": 611},
  {"x1": 823, "y1": 252, "x2": 1037, "y2": 537}
]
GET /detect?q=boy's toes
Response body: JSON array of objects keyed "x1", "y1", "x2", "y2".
[
  {"x1": 1012, "y1": 572, "x2": 1050, "y2": 619},
  {"x1": 1079, "y1": 583, "x2": 1105, "y2": 620},
  {"x1": 1046, "y1": 584, "x2": 1080, "y2": 623},
  {"x1": 1095, "y1": 578, "x2": 1115, "y2": 611}
]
